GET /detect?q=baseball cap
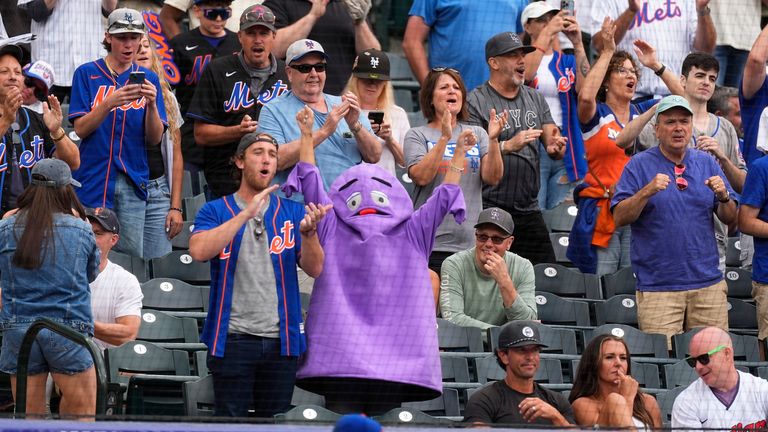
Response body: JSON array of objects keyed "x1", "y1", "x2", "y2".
[
  {"x1": 352, "y1": 49, "x2": 390, "y2": 81},
  {"x1": 24, "y1": 60, "x2": 55, "y2": 91},
  {"x1": 497, "y1": 321, "x2": 548, "y2": 349},
  {"x1": 485, "y1": 31, "x2": 535, "y2": 60},
  {"x1": 237, "y1": 132, "x2": 278, "y2": 156},
  {"x1": 0, "y1": 44, "x2": 24, "y2": 63},
  {"x1": 333, "y1": 414, "x2": 382, "y2": 432},
  {"x1": 85, "y1": 207, "x2": 120, "y2": 234},
  {"x1": 475, "y1": 207, "x2": 515, "y2": 235},
  {"x1": 286, "y1": 39, "x2": 329, "y2": 64},
  {"x1": 107, "y1": 8, "x2": 146, "y2": 35},
  {"x1": 654, "y1": 95, "x2": 693, "y2": 122},
  {"x1": 30, "y1": 159, "x2": 81, "y2": 188},
  {"x1": 239, "y1": 4, "x2": 277, "y2": 32},
  {"x1": 521, "y1": 1, "x2": 559, "y2": 26}
]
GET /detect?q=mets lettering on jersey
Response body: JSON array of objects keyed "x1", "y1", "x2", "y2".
[
  {"x1": 0, "y1": 135, "x2": 46, "y2": 172},
  {"x1": 224, "y1": 80, "x2": 288, "y2": 112},
  {"x1": 630, "y1": 0, "x2": 682, "y2": 29},
  {"x1": 269, "y1": 220, "x2": 296, "y2": 254}
]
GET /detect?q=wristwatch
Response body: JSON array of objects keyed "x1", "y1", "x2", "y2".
[
  {"x1": 697, "y1": 6, "x2": 711, "y2": 16},
  {"x1": 718, "y1": 192, "x2": 730, "y2": 203},
  {"x1": 654, "y1": 64, "x2": 666, "y2": 77}
]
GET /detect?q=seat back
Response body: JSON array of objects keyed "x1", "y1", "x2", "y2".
[
  {"x1": 535, "y1": 292, "x2": 591, "y2": 326},
  {"x1": 182, "y1": 193, "x2": 206, "y2": 222},
  {"x1": 183, "y1": 375, "x2": 214, "y2": 416},
  {"x1": 542, "y1": 202, "x2": 578, "y2": 232},
  {"x1": 402, "y1": 388, "x2": 460, "y2": 417},
  {"x1": 436, "y1": 318, "x2": 484, "y2": 352},
  {"x1": 727, "y1": 297, "x2": 758, "y2": 329},
  {"x1": 601, "y1": 267, "x2": 637, "y2": 297},
  {"x1": 572, "y1": 359, "x2": 660, "y2": 389},
  {"x1": 549, "y1": 233, "x2": 572, "y2": 265},
  {"x1": 663, "y1": 360, "x2": 697, "y2": 389},
  {"x1": 588, "y1": 324, "x2": 668, "y2": 358},
  {"x1": 105, "y1": 341, "x2": 191, "y2": 388},
  {"x1": 141, "y1": 278, "x2": 209, "y2": 311},
  {"x1": 150, "y1": 251, "x2": 210, "y2": 284},
  {"x1": 109, "y1": 251, "x2": 150, "y2": 282},
  {"x1": 725, "y1": 237, "x2": 742, "y2": 267},
  {"x1": 275, "y1": 405, "x2": 342, "y2": 422},
  {"x1": 657, "y1": 386, "x2": 686, "y2": 426},
  {"x1": 374, "y1": 407, "x2": 452, "y2": 425},
  {"x1": 137, "y1": 309, "x2": 200, "y2": 343},
  {"x1": 594, "y1": 295, "x2": 638, "y2": 326},
  {"x1": 672, "y1": 328, "x2": 760, "y2": 362},
  {"x1": 171, "y1": 221, "x2": 195, "y2": 250},
  {"x1": 534, "y1": 263, "x2": 602, "y2": 299}
]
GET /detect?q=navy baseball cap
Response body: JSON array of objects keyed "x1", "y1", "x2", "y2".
[
  {"x1": 31, "y1": 159, "x2": 80, "y2": 188},
  {"x1": 86, "y1": 207, "x2": 120, "y2": 234}
]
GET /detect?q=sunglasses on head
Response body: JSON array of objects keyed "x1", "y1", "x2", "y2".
[
  {"x1": 685, "y1": 344, "x2": 727, "y2": 368},
  {"x1": 675, "y1": 163, "x2": 688, "y2": 191},
  {"x1": 431, "y1": 66, "x2": 460, "y2": 74},
  {"x1": 253, "y1": 215, "x2": 264, "y2": 240},
  {"x1": 289, "y1": 63, "x2": 327, "y2": 73},
  {"x1": 109, "y1": 21, "x2": 146, "y2": 32},
  {"x1": 202, "y1": 7, "x2": 232, "y2": 21},
  {"x1": 475, "y1": 232, "x2": 511, "y2": 245},
  {"x1": 241, "y1": 7, "x2": 276, "y2": 25}
]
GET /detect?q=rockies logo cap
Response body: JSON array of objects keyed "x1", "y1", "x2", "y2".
[
  {"x1": 31, "y1": 159, "x2": 80, "y2": 188},
  {"x1": 475, "y1": 207, "x2": 515, "y2": 235},
  {"x1": 85, "y1": 207, "x2": 120, "y2": 234},
  {"x1": 286, "y1": 39, "x2": 328, "y2": 64},
  {"x1": 497, "y1": 321, "x2": 548, "y2": 349},
  {"x1": 485, "y1": 31, "x2": 535, "y2": 60},
  {"x1": 352, "y1": 49, "x2": 390, "y2": 81}
]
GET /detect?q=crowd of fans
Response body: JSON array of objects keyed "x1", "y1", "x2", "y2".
[{"x1": 2, "y1": 0, "x2": 768, "y2": 428}]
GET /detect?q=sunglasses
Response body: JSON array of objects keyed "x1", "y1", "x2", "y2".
[
  {"x1": 475, "y1": 233, "x2": 511, "y2": 245},
  {"x1": 289, "y1": 63, "x2": 327, "y2": 73},
  {"x1": 614, "y1": 66, "x2": 638, "y2": 77},
  {"x1": 675, "y1": 163, "x2": 688, "y2": 191},
  {"x1": 685, "y1": 344, "x2": 727, "y2": 368},
  {"x1": 241, "y1": 7, "x2": 276, "y2": 26},
  {"x1": 253, "y1": 215, "x2": 264, "y2": 240},
  {"x1": 431, "y1": 66, "x2": 460, "y2": 74},
  {"x1": 202, "y1": 7, "x2": 232, "y2": 21},
  {"x1": 109, "y1": 21, "x2": 146, "y2": 32}
]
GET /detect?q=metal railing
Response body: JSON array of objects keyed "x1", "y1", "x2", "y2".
[{"x1": 15, "y1": 318, "x2": 108, "y2": 417}]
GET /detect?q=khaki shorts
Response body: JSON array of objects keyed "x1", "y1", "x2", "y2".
[
  {"x1": 752, "y1": 281, "x2": 768, "y2": 340},
  {"x1": 637, "y1": 280, "x2": 729, "y2": 349}
]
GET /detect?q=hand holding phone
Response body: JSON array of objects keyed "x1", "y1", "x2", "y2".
[
  {"x1": 368, "y1": 110, "x2": 385, "y2": 125},
  {"x1": 560, "y1": 0, "x2": 574, "y2": 14},
  {"x1": 128, "y1": 71, "x2": 146, "y2": 86}
]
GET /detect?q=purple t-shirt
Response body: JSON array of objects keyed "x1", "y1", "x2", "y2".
[{"x1": 611, "y1": 147, "x2": 734, "y2": 291}]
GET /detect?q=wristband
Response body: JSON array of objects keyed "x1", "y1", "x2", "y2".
[
  {"x1": 169, "y1": 207, "x2": 183, "y2": 213},
  {"x1": 654, "y1": 64, "x2": 666, "y2": 77},
  {"x1": 449, "y1": 163, "x2": 465, "y2": 173},
  {"x1": 535, "y1": 45, "x2": 546, "y2": 54},
  {"x1": 697, "y1": 6, "x2": 710, "y2": 16},
  {"x1": 718, "y1": 193, "x2": 730, "y2": 204},
  {"x1": 51, "y1": 128, "x2": 66, "y2": 142},
  {"x1": 351, "y1": 121, "x2": 362, "y2": 134}
]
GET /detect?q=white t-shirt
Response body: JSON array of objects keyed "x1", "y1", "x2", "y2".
[
  {"x1": 363, "y1": 104, "x2": 410, "y2": 176},
  {"x1": 534, "y1": 54, "x2": 563, "y2": 129},
  {"x1": 90, "y1": 260, "x2": 144, "y2": 350},
  {"x1": 163, "y1": 0, "x2": 262, "y2": 32},
  {"x1": 590, "y1": 0, "x2": 697, "y2": 97},
  {"x1": 710, "y1": 0, "x2": 761, "y2": 51},
  {"x1": 672, "y1": 370, "x2": 768, "y2": 430}
]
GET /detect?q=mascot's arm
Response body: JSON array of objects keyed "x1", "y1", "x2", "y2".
[{"x1": 281, "y1": 106, "x2": 333, "y2": 207}]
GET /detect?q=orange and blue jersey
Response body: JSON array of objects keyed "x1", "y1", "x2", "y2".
[
  {"x1": 68, "y1": 59, "x2": 167, "y2": 208},
  {"x1": 192, "y1": 193, "x2": 306, "y2": 358}
]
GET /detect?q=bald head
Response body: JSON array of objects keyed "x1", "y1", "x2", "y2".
[{"x1": 689, "y1": 327, "x2": 732, "y2": 357}]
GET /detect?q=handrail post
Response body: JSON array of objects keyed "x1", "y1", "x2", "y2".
[{"x1": 15, "y1": 318, "x2": 107, "y2": 418}]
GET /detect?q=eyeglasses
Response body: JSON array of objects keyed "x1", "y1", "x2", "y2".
[
  {"x1": 675, "y1": 163, "x2": 688, "y2": 191},
  {"x1": 253, "y1": 215, "x2": 264, "y2": 240},
  {"x1": 289, "y1": 63, "x2": 327, "y2": 73},
  {"x1": 614, "y1": 66, "x2": 638, "y2": 77},
  {"x1": 475, "y1": 232, "x2": 511, "y2": 245},
  {"x1": 241, "y1": 6, "x2": 276, "y2": 26},
  {"x1": 685, "y1": 344, "x2": 727, "y2": 368},
  {"x1": 202, "y1": 7, "x2": 232, "y2": 21},
  {"x1": 431, "y1": 67, "x2": 460, "y2": 74}
]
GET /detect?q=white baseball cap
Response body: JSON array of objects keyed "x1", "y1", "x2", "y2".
[
  {"x1": 521, "y1": 2, "x2": 559, "y2": 26},
  {"x1": 24, "y1": 60, "x2": 55, "y2": 91},
  {"x1": 285, "y1": 39, "x2": 328, "y2": 64}
]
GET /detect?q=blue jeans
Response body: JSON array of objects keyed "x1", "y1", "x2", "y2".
[
  {"x1": 596, "y1": 224, "x2": 632, "y2": 276},
  {"x1": 0, "y1": 327, "x2": 93, "y2": 375},
  {"x1": 207, "y1": 334, "x2": 298, "y2": 418},
  {"x1": 714, "y1": 45, "x2": 748, "y2": 88},
  {"x1": 538, "y1": 142, "x2": 573, "y2": 210},
  {"x1": 143, "y1": 176, "x2": 172, "y2": 260},
  {"x1": 112, "y1": 172, "x2": 147, "y2": 258}
]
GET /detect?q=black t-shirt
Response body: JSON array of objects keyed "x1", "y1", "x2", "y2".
[
  {"x1": 463, "y1": 380, "x2": 575, "y2": 426},
  {"x1": 186, "y1": 54, "x2": 288, "y2": 197},
  {"x1": 263, "y1": 0, "x2": 356, "y2": 95}
]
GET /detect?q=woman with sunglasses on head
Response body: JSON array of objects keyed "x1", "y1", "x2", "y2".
[
  {"x1": 136, "y1": 34, "x2": 185, "y2": 259},
  {"x1": 521, "y1": 1, "x2": 589, "y2": 211},
  {"x1": 404, "y1": 67, "x2": 504, "y2": 275},
  {"x1": 569, "y1": 17, "x2": 681, "y2": 276},
  {"x1": 343, "y1": 49, "x2": 410, "y2": 176},
  {"x1": 0, "y1": 159, "x2": 100, "y2": 419},
  {"x1": 569, "y1": 334, "x2": 662, "y2": 430}
]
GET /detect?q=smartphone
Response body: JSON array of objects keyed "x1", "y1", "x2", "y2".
[
  {"x1": 128, "y1": 71, "x2": 145, "y2": 86},
  {"x1": 368, "y1": 110, "x2": 385, "y2": 125},
  {"x1": 561, "y1": 0, "x2": 574, "y2": 14}
]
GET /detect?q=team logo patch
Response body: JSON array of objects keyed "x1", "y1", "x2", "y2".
[
  {"x1": 369, "y1": 56, "x2": 379, "y2": 68},
  {"x1": 305, "y1": 40, "x2": 315, "y2": 49},
  {"x1": 522, "y1": 326, "x2": 534, "y2": 337}
]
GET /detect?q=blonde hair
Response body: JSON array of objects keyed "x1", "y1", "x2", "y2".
[
  {"x1": 141, "y1": 35, "x2": 180, "y2": 134},
  {"x1": 343, "y1": 75, "x2": 396, "y2": 124}
]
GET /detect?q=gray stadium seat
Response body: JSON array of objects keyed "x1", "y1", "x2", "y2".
[
  {"x1": 402, "y1": 388, "x2": 460, "y2": 417},
  {"x1": 137, "y1": 309, "x2": 200, "y2": 344},
  {"x1": 725, "y1": 267, "x2": 753, "y2": 300},
  {"x1": 171, "y1": 221, "x2": 195, "y2": 250},
  {"x1": 535, "y1": 292, "x2": 591, "y2": 326},
  {"x1": 534, "y1": 263, "x2": 602, "y2": 300},
  {"x1": 725, "y1": 237, "x2": 742, "y2": 267},
  {"x1": 549, "y1": 233, "x2": 572, "y2": 265},
  {"x1": 572, "y1": 359, "x2": 660, "y2": 389},
  {"x1": 671, "y1": 328, "x2": 760, "y2": 362},
  {"x1": 728, "y1": 297, "x2": 758, "y2": 330},
  {"x1": 594, "y1": 294, "x2": 638, "y2": 326},
  {"x1": 183, "y1": 375, "x2": 214, "y2": 416},
  {"x1": 275, "y1": 405, "x2": 341, "y2": 422},
  {"x1": 601, "y1": 266, "x2": 637, "y2": 297},
  {"x1": 657, "y1": 386, "x2": 686, "y2": 426},
  {"x1": 542, "y1": 202, "x2": 578, "y2": 232},
  {"x1": 588, "y1": 324, "x2": 668, "y2": 358},
  {"x1": 375, "y1": 407, "x2": 452, "y2": 425},
  {"x1": 436, "y1": 318, "x2": 484, "y2": 352},
  {"x1": 150, "y1": 251, "x2": 210, "y2": 284},
  {"x1": 182, "y1": 193, "x2": 206, "y2": 222},
  {"x1": 140, "y1": 278, "x2": 209, "y2": 311}
]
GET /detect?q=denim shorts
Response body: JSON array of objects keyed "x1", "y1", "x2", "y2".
[{"x1": 0, "y1": 327, "x2": 94, "y2": 375}]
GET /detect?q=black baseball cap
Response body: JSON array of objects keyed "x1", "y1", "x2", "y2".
[
  {"x1": 497, "y1": 321, "x2": 548, "y2": 349},
  {"x1": 352, "y1": 49, "x2": 390, "y2": 81},
  {"x1": 485, "y1": 31, "x2": 535, "y2": 60},
  {"x1": 240, "y1": 4, "x2": 277, "y2": 32},
  {"x1": 86, "y1": 207, "x2": 120, "y2": 234},
  {"x1": 237, "y1": 132, "x2": 278, "y2": 155},
  {"x1": 475, "y1": 207, "x2": 515, "y2": 235}
]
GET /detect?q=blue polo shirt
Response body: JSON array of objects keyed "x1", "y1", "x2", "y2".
[
  {"x1": 611, "y1": 147, "x2": 734, "y2": 292},
  {"x1": 740, "y1": 156, "x2": 768, "y2": 283}
]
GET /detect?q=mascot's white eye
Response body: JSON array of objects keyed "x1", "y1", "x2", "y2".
[
  {"x1": 370, "y1": 191, "x2": 390, "y2": 207},
  {"x1": 346, "y1": 192, "x2": 362, "y2": 211}
]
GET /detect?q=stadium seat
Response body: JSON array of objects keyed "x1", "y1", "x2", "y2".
[
  {"x1": 388, "y1": 52, "x2": 417, "y2": 81},
  {"x1": 436, "y1": 318, "x2": 484, "y2": 352},
  {"x1": 601, "y1": 266, "x2": 637, "y2": 297},
  {"x1": 375, "y1": 407, "x2": 453, "y2": 425},
  {"x1": 275, "y1": 405, "x2": 342, "y2": 422},
  {"x1": 487, "y1": 323, "x2": 579, "y2": 355},
  {"x1": 534, "y1": 263, "x2": 602, "y2": 300},
  {"x1": 182, "y1": 193, "x2": 206, "y2": 222},
  {"x1": 140, "y1": 278, "x2": 209, "y2": 312},
  {"x1": 594, "y1": 294, "x2": 638, "y2": 326},
  {"x1": 671, "y1": 328, "x2": 760, "y2": 362},
  {"x1": 588, "y1": 324, "x2": 668, "y2": 358},
  {"x1": 150, "y1": 250, "x2": 210, "y2": 284},
  {"x1": 542, "y1": 202, "x2": 578, "y2": 232},
  {"x1": 441, "y1": 356, "x2": 471, "y2": 383},
  {"x1": 663, "y1": 360, "x2": 698, "y2": 389},
  {"x1": 183, "y1": 375, "x2": 214, "y2": 417},
  {"x1": 656, "y1": 386, "x2": 686, "y2": 426},
  {"x1": 109, "y1": 251, "x2": 150, "y2": 283},
  {"x1": 549, "y1": 233, "x2": 572, "y2": 265},
  {"x1": 474, "y1": 355, "x2": 563, "y2": 384},
  {"x1": 395, "y1": 165, "x2": 415, "y2": 198},
  {"x1": 728, "y1": 297, "x2": 758, "y2": 330},
  {"x1": 535, "y1": 292, "x2": 591, "y2": 327},
  {"x1": 758, "y1": 367, "x2": 768, "y2": 381},
  {"x1": 406, "y1": 111, "x2": 427, "y2": 128},
  {"x1": 402, "y1": 388, "x2": 461, "y2": 417},
  {"x1": 137, "y1": 309, "x2": 200, "y2": 344},
  {"x1": 725, "y1": 267, "x2": 753, "y2": 300},
  {"x1": 181, "y1": 170, "x2": 194, "y2": 199},
  {"x1": 725, "y1": 237, "x2": 741, "y2": 267},
  {"x1": 291, "y1": 387, "x2": 325, "y2": 407},
  {"x1": 171, "y1": 221, "x2": 195, "y2": 250}
]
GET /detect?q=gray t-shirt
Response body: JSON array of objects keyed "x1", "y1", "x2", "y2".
[
  {"x1": 228, "y1": 195, "x2": 280, "y2": 337},
  {"x1": 466, "y1": 82, "x2": 555, "y2": 214},
  {"x1": 404, "y1": 123, "x2": 489, "y2": 253},
  {"x1": 637, "y1": 113, "x2": 746, "y2": 272}
]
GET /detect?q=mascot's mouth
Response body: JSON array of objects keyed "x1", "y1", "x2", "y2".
[{"x1": 356, "y1": 208, "x2": 385, "y2": 216}]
